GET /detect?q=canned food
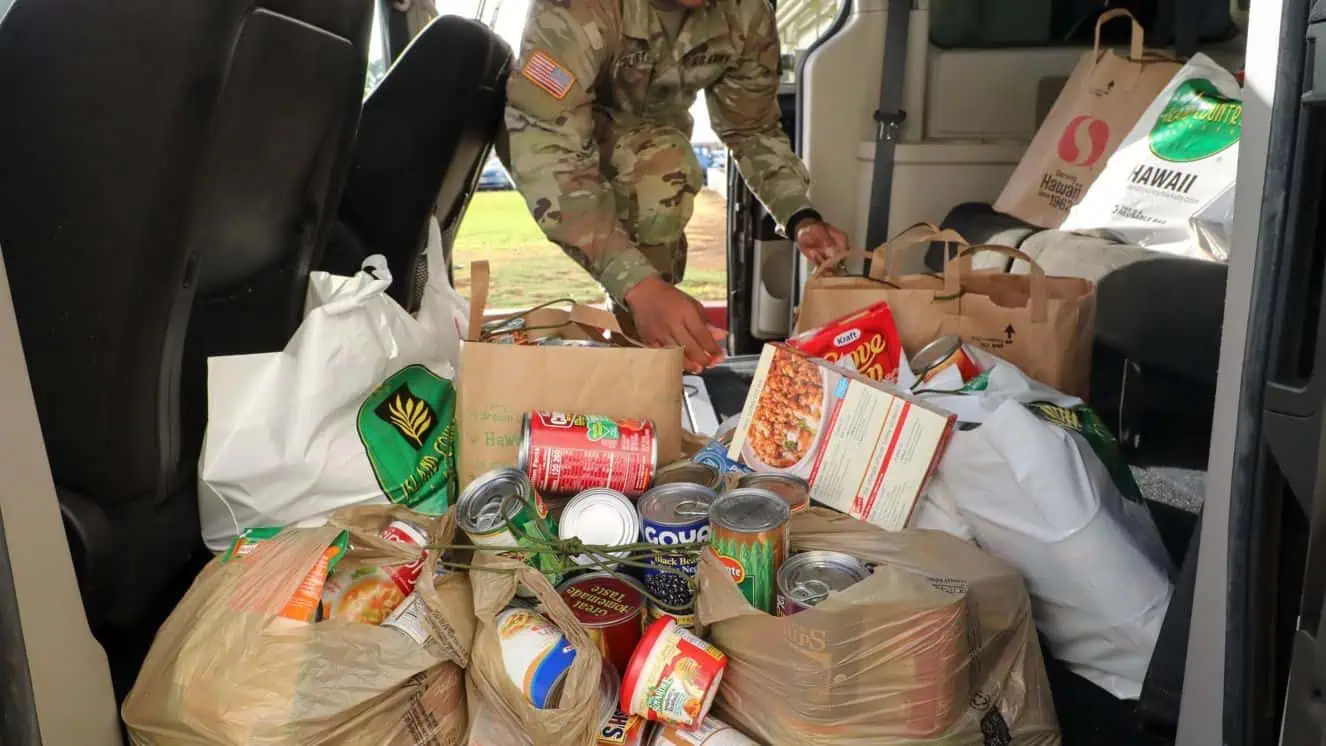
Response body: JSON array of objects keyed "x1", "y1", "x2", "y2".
[
  {"x1": 457, "y1": 468, "x2": 559, "y2": 596},
  {"x1": 495, "y1": 606, "x2": 577, "y2": 709},
  {"x1": 910, "y1": 334, "x2": 982, "y2": 385},
  {"x1": 622, "y1": 618, "x2": 727, "y2": 727},
  {"x1": 558, "y1": 488, "x2": 641, "y2": 568},
  {"x1": 776, "y1": 551, "x2": 872, "y2": 616},
  {"x1": 646, "y1": 600, "x2": 696, "y2": 631},
  {"x1": 638, "y1": 483, "x2": 716, "y2": 613},
  {"x1": 709, "y1": 488, "x2": 791, "y2": 614},
  {"x1": 649, "y1": 714, "x2": 759, "y2": 745},
  {"x1": 558, "y1": 572, "x2": 646, "y2": 674},
  {"x1": 380, "y1": 519, "x2": 430, "y2": 593},
  {"x1": 735, "y1": 472, "x2": 811, "y2": 514},
  {"x1": 598, "y1": 679, "x2": 649, "y2": 746},
  {"x1": 519, "y1": 411, "x2": 657, "y2": 497},
  {"x1": 652, "y1": 460, "x2": 722, "y2": 491}
]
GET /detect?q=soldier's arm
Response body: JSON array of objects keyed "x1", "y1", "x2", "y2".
[
  {"x1": 504, "y1": 0, "x2": 659, "y2": 303},
  {"x1": 705, "y1": 0, "x2": 818, "y2": 235}
]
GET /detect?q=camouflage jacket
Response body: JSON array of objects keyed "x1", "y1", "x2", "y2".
[{"x1": 505, "y1": 0, "x2": 815, "y2": 302}]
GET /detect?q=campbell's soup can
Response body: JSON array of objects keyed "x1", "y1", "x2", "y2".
[
  {"x1": 649, "y1": 714, "x2": 759, "y2": 745},
  {"x1": 518, "y1": 411, "x2": 657, "y2": 497},
  {"x1": 494, "y1": 607, "x2": 577, "y2": 709}
]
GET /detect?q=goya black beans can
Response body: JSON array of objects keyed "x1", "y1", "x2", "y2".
[
  {"x1": 709, "y1": 487, "x2": 791, "y2": 614},
  {"x1": 775, "y1": 550, "x2": 872, "y2": 616},
  {"x1": 637, "y1": 483, "x2": 716, "y2": 613}
]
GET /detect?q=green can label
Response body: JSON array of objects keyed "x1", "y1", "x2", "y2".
[
  {"x1": 710, "y1": 528, "x2": 787, "y2": 614},
  {"x1": 1149, "y1": 78, "x2": 1242, "y2": 163},
  {"x1": 357, "y1": 364, "x2": 458, "y2": 515}
]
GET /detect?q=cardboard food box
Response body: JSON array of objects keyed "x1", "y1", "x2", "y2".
[{"x1": 728, "y1": 344, "x2": 956, "y2": 531}]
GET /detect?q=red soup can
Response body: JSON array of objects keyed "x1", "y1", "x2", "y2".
[
  {"x1": 557, "y1": 572, "x2": 646, "y2": 675},
  {"x1": 519, "y1": 412, "x2": 657, "y2": 497},
  {"x1": 910, "y1": 335, "x2": 983, "y2": 385}
]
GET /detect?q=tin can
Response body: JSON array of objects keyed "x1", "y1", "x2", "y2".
[
  {"x1": 380, "y1": 519, "x2": 430, "y2": 594},
  {"x1": 597, "y1": 707, "x2": 648, "y2": 746},
  {"x1": 495, "y1": 606, "x2": 577, "y2": 709},
  {"x1": 735, "y1": 472, "x2": 811, "y2": 514},
  {"x1": 621, "y1": 618, "x2": 727, "y2": 727},
  {"x1": 646, "y1": 600, "x2": 697, "y2": 631},
  {"x1": 708, "y1": 488, "x2": 791, "y2": 614},
  {"x1": 558, "y1": 488, "x2": 641, "y2": 569},
  {"x1": 649, "y1": 715, "x2": 759, "y2": 745},
  {"x1": 638, "y1": 483, "x2": 715, "y2": 613},
  {"x1": 457, "y1": 468, "x2": 559, "y2": 596},
  {"x1": 910, "y1": 334, "x2": 982, "y2": 385},
  {"x1": 519, "y1": 411, "x2": 657, "y2": 497},
  {"x1": 652, "y1": 460, "x2": 722, "y2": 491},
  {"x1": 558, "y1": 572, "x2": 646, "y2": 674},
  {"x1": 776, "y1": 551, "x2": 872, "y2": 616}
]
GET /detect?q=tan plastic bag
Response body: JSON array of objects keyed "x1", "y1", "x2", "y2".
[
  {"x1": 796, "y1": 223, "x2": 1096, "y2": 397},
  {"x1": 463, "y1": 551, "x2": 604, "y2": 746},
  {"x1": 992, "y1": 10, "x2": 1183, "y2": 228},
  {"x1": 122, "y1": 506, "x2": 474, "y2": 745},
  {"x1": 456, "y1": 261, "x2": 684, "y2": 485},
  {"x1": 696, "y1": 508, "x2": 1061, "y2": 745}
]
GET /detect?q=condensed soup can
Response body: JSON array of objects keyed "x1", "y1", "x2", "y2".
[
  {"x1": 495, "y1": 606, "x2": 577, "y2": 709},
  {"x1": 709, "y1": 488, "x2": 791, "y2": 614},
  {"x1": 735, "y1": 472, "x2": 811, "y2": 514},
  {"x1": 519, "y1": 411, "x2": 657, "y2": 497},
  {"x1": 638, "y1": 483, "x2": 716, "y2": 613},
  {"x1": 652, "y1": 460, "x2": 722, "y2": 491},
  {"x1": 558, "y1": 488, "x2": 641, "y2": 569},
  {"x1": 649, "y1": 714, "x2": 759, "y2": 745},
  {"x1": 776, "y1": 551, "x2": 872, "y2": 616},
  {"x1": 558, "y1": 572, "x2": 647, "y2": 675},
  {"x1": 910, "y1": 334, "x2": 982, "y2": 385},
  {"x1": 621, "y1": 618, "x2": 727, "y2": 728}
]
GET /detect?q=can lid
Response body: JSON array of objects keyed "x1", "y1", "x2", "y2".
[
  {"x1": 383, "y1": 518, "x2": 430, "y2": 548},
  {"x1": 558, "y1": 488, "x2": 640, "y2": 564},
  {"x1": 779, "y1": 551, "x2": 871, "y2": 605},
  {"x1": 557, "y1": 572, "x2": 645, "y2": 627},
  {"x1": 458, "y1": 468, "x2": 531, "y2": 533},
  {"x1": 620, "y1": 617, "x2": 674, "y2": 713},
  {"x1": 638, "y1": 482, "x2": 717, "y2": 527},
  {"x1": 735, "y1": 473, "x2": 810, "y2": 513},
  {"x1": 910, "y1": 334, "x2": 963, "y2": 372},
  {"x1": 710, "y1": 488, "x2": 791, "y2": 532},
  {"x1": 516, "y1": 413, "x2": 534, "y2": 473},
  {"x1": 653, "y1": 460, "x2": 721, "y2": 489}
]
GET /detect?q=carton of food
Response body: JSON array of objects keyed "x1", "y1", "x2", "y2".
[{"x1": 728, "y1": 344, "x2": 956, "y2": 531}]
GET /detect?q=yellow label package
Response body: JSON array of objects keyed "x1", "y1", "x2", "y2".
[{"x1": 728, "y1": 344, "x2": 956, "y2": 530}]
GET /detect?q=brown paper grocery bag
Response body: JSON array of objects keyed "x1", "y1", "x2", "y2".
[
  {"x1": 695, "y1": 508, "x2": 1060, "y2": 745},
  {"x1": 457, "y1": 261, "x2": 684, "y2": 485},
  {"x1": 122, "y1": 506, "x2": 474, "y2": 745},
  {"x1": 993, "y1": 9, "x2": 1182, "y2": 228}
]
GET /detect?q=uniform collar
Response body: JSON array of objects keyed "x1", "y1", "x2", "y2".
[{"x1": 621, "y1": 0, "x2": 729, "y2": 53}]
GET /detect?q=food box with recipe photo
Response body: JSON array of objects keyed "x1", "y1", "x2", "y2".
[{"x1": 727, "y1": 344, "x2": 956, "y2": 531}]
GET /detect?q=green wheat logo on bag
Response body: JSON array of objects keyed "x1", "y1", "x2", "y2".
[
  {"x1": 1149, "y1": 78, "x2": 1242, "y2": 163},
  {"x1": 357, "y1": 364, "x2": 457, "y2": 515}
]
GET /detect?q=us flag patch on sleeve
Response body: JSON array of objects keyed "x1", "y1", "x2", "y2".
[{"x1": 521, "y1": 50, "x2": 575, "y2": 100}]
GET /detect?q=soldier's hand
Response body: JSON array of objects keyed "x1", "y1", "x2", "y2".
[
  {"x1": 625, "y1": 276, "x2": 725, "y2": 373},
  {"x1": 795, "y1": 219, "x2": 850, "y2": 264}
]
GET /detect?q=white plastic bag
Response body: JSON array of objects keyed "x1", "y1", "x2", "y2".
[
  {"x1": 915, "y1": 350, "x2": 1174, "y2": 699},
  {"x1": 198, "y1": 219, "x2": 468, "y2": 552},
  {"x1": 1060, "y1": 53, "x2": 1242, "y2": 257},
  {"x1": 1188, "y1": 182, "x2": 1235, "y2": 261}
]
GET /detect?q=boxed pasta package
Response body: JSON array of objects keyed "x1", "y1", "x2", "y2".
[{"x1": 728, "y1": 344, "x2": 956, "y2": 530}]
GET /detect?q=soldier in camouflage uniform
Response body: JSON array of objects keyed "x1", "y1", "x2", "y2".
[{"x1": 503, "y1": 0, "x2": 849, "y2": 370}]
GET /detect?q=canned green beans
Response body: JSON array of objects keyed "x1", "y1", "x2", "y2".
[{"x1": 708, "y1": 487, "x2": 790, "y2": 614}]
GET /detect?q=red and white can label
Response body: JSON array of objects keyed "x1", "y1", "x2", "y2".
[{"x1": 525, "y1": 412, "x2": 655, "y2": 496}]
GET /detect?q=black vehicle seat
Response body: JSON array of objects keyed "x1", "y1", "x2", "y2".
[
  {"x1": 333, "y1": 16, "x2": 513, "y2": 311},
  {"x1": 0, "y1": 0, "x2": 372, "y2": 658}
]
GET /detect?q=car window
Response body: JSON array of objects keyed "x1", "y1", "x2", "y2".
[
  {"x1": 928, "y1": 0, "x2": 1236, "y2": 49},
  {"x1": 777, "y1": 0, "x2": 847, "y2": 82}
]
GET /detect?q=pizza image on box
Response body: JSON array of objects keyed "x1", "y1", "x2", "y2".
[{"x1": 730, "y1": 344, "x2": 957, "y2": 531}]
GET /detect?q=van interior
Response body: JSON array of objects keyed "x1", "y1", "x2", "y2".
[{"x1": 2, "y1": 0, "x2": 1322, "y2": 744}]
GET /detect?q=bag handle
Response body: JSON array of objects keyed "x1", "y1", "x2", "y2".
[
  {"x1": 942, "y1": 244, "x2": 1049, "y2": 323},
  {"x1": 871, "y1": 222, "x2": 968, "y2": 282},
  {"x1": 467, "y1": 260, "x2": 491, "y2": 341},
  {"x1": 1094, "y1": 8, "x2": 1144, "y2": 61}
]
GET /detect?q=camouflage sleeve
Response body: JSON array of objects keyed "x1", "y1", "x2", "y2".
[
  {"x1": 705, "y1": 0, "x2": 815, "y2": 231},
  {"x1": 504, "y1": 0, "x2": 659, "y2": 303}
]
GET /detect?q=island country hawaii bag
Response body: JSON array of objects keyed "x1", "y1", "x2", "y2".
[
  {"x1": 455, "y1": 260, "x2": 684, "y2": 486},
  {"x1": 796, "y1": 223, "x2": 1096, "y2": 398},
  {"x1": 198, "y1": 220, "x2": 467, "y2": 553},
  {"x1": 1059, "y1": 53, "x2": 1244, "y2": 256},
  {"x1": 993, "y1": 9, "x2": 1183, "y2": 228}
]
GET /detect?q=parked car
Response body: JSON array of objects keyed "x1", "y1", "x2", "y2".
[{"x1": 477, "y1": 155, "x2": 513, "y2": 191}]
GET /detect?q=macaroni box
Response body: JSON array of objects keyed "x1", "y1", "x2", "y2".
[{"x1": 728, "y1": 344, "x2": 956, "y2": 531}]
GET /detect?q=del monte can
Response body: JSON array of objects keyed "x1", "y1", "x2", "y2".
[{"x1": 708, "y1": 487, "x2": 790, "y2": 614}]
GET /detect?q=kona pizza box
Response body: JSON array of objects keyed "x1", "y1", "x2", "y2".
[{"x1": 728, "y1": 344, "x2": 956, "y2": 531}]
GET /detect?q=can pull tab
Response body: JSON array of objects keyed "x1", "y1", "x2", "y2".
[
  {"x1": 674, "y1": 499, "x2": 711, "y2": 518},
  {"x1": 473, "y1": 500, "x2": 505, "y2": 531},
  {"x1": 789, "y1": 578, "x2": 832, "y2": 604}
]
